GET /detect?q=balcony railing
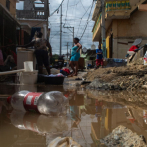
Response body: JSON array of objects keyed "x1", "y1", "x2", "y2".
[
  {"x1": 93, "y1": 13, "x2": 101, "y2": 36},
  {"x1": 16, "y1": 10, "x2": 47, "y2": 19},
  {"x1": 105, "y1": 1, "x2": 131, "y2": 12}
]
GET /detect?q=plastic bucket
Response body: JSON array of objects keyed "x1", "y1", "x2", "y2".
[
  {"x1": 44, "y1": 76, "x2": 65, "y2": 85},
  {"x1": 24, "y1": 61, "x2": 33, "y2": 72},
  {"x1": 19, "y1": 70, "x2": 38, "y2": 85}
]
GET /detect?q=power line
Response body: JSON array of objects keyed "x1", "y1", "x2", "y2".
[
  {"x1": 64, "y1": 0, "x2": 69, "y2": 25},
  {"x1": 80, "y1": 0, "x2": 86, "y2": 11},
  {"x1": 50, "y1": 32, "x2": 60, "y2": 40},
  {"x1": 76, "y1": 3, "x2": 92, "y2": 37},
  {"x1": 50, "y1": 0, "x2": 65, "y2": 17},
  {"x1": 80, "y1": 1, "x2": 94, "y2": 40}
]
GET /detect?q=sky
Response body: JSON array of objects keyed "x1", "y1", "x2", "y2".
[{"x1": 16, "y1": 0, "x2": 99, "y2": 55}]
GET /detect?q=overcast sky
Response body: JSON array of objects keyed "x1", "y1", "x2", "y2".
[{"x1": 16, "y1": 0, "x2": 99, "y2": 55}]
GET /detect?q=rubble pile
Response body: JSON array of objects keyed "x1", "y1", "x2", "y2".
[
  {"x1": 85, "y1": 63, "x2": 147, "y2": 91},
  {"x1": 100, "y1": 126, "x2": 147, "y2": 147}
]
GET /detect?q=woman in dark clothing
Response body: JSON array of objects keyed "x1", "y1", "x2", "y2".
[{"x1": 18, "y1": 32, "x2": 52, "y2": 74}]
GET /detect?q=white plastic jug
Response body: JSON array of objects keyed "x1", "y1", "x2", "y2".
[{"x1": 24, "y1": 61, "x2": 33, "y2": 71}]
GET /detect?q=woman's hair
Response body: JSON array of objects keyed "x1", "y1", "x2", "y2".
[
  {"x1": 74, "y1": 37, "x2": 80, "y2": 43},
  {"x1": 37, "y1": 32, "x2": 43, "y2": 38}
]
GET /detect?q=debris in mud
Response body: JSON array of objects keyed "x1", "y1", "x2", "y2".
[
  {"x1": 85, "y1": 64, "x2": 147, "y2": 91},
  {"x1": 48, "y1": 137, "x2": 81, "y2": 147},
  {"x1": 100, "y1": 125, "x2": 147, "y2": 147}
]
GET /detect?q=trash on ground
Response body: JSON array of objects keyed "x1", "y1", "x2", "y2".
[
  {"x1": 48, "y1": 137, "x2": 81, "y2": 147},
  {"x1": 144, "y1": 51, "x2": 147, "y2": 65},
  {"x1": 8, "y1": 91, "x2": 68, "y2": 115},
  {"x1": 100, "y1": 125, "x2": 146, "y2": 147}
]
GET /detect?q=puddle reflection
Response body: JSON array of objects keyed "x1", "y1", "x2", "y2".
[{"x1": 0, "y1": 85, "x2": 147, "y2": 146}]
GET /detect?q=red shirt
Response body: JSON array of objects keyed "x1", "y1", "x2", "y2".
[{"x1": 129, "y1": 45, "x2": 138, "y2": 52}]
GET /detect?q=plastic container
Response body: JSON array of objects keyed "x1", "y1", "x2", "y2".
[
  {"x1": 8, "y1": 91, "x2": 68, "y2": 115},
  {"x1": 37, "y1": 74, "x2": 45, "y2": 83},
  {"x1": 19, "y1": 70, "x2": 38, "y2": 85},
  {"x1": 44, "y1": 76, "x2": 65, "y2": 85},
  {"x1": 17, "y1": 49, "x2": 36, "y2": 70},
  {"x1": 144, "y1": 51, "x2": 147, "y2": 65},
  {"x1": 24, "y1": 61, "x2": 33, "y2": 72}
]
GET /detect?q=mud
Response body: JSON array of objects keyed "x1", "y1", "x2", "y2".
[
  {"x1": 0, "y1": 76, "x2": 147, "y2": 146},
  {"x1": 85, "y1": 63, "x2": 147, "y2": 91}
]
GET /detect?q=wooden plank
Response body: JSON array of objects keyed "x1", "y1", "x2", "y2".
[
  {"x1": 138, "y1": 4, "x2": 147, "y2": 11},
  {"x1": 0, "y1": 69, "x2": 25, "y2": 76}
]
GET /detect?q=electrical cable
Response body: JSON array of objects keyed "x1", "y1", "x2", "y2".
[
  {"x1": 80, "y1": 0, "x2": 86, "y2": 11},
  {"x1": 76, "y1": 3, "x2": 92, "y2": 37},
  {"x1": 50, "y1": 0, "x2": 65, "y2": 17},
  {"x1": 64, "y1": 0, "x2": 69, "y2": 25},
  {"x1": 50, "y1": 31, "x2": 60, "y2": 40},
  {"x1": 80, "y1": 1, "x2": 94, "y2": 40}
]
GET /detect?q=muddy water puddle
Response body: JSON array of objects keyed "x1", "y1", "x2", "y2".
[{"x1": 0, "y1": 84, "x2": 147, "y2": 147}]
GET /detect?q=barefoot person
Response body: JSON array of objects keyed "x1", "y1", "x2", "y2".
[
  {"x1": 96, "y1": 45, "x2": 103, "y2": 69},
  {"x1": 69, "y1": 38, "x2": 82, "y2": 76}
]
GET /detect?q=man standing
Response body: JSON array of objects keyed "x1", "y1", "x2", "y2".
[{"x1": 96, "y1": 45, "x2": 103, "y2": 69}]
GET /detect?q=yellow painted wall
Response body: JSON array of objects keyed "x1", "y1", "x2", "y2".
[
  {"x1": 0, "y1": 0, "x2": 16, "y2": 17},
  {"x1": 105, "y1": 109, "x2": 109, "y2": 131},
  {"x1": 106, "y1": 23, "x2": 112, "y2": 58},
  {"x1": 106, "y1": 36, "x2": 110, "y2": 58}
]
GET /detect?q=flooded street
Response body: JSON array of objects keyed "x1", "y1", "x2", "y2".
[{"x1": 1, "y1": 80, "x2": 147, "y2": 147}]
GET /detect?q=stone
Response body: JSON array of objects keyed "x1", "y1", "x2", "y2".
[
  {"x1": 100, "y1": 126, "x2": 146, "y2": 147},
  {"x1": 142, "y1": 85, "x2": 147, "y2": 89}
]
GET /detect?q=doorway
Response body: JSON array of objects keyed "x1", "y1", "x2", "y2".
[{"x1": 109, "y1": 34, "x2": 113, "y2": 58}]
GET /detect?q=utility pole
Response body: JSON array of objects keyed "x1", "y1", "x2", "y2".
[
  {"x1": 63, "y1": 25, "x2": 74, "y2": 47},
  {"x1": 73, "y1": 27, "x2": 74, "y2": 47},
  {"x1": 60, "y1": 3, "x2": 62, "y2": 56},
  {"x1": 101, "y1": 0, "x2": 106, "y2": 58},
  {"x1": 65, "y1": 42, "x2": 70, "y2": 58}
]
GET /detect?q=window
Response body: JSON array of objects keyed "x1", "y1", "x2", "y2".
[{"x1": 6, "y1": 0, "x2": 10, "y2": 11}]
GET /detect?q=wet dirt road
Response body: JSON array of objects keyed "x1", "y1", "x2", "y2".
[{"x1": 0, "y1": 82, "x2": 147, "y2": 147}]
